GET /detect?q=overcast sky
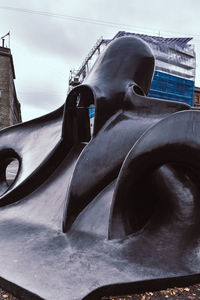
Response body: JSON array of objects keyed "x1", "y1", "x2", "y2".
[{"x1": 0, "y1": 0, "x2": 200, "y2": 121}]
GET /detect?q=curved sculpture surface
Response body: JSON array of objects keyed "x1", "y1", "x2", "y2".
[{"x1": 0, "y1": 36, "x2": 199, "y2": 299}]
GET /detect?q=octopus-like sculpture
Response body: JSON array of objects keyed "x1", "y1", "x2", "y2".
[{"x1": 0, "y1": 36, "x2": 199, "y2": 300}]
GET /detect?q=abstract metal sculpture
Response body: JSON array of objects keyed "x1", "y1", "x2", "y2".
[{"x1": 0, "y1": 36, "x2": 199, "y2": 300}]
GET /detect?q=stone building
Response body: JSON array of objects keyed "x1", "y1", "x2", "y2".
[{"x1": 0, "y1": 45, "x2": 21, "y2": 128}]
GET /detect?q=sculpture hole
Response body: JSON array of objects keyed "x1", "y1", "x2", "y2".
[
  {"x1": 89, "y1": 104, "x2": 95, "y2": 136},
  {"x1": 133, "y1": 85, "x2": 145, "y2": 96},
  {"x1": 5, "y1": 158, "x2": 20, "y2": 187},
  {"x1": 72, "y1": 86, "x2": 95, "y2": 141}
]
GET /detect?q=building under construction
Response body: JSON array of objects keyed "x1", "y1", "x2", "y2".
[{"x1": 69, "y1": 31, "x2": 196, "y2": 109}]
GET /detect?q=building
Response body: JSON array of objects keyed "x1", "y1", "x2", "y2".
[
  {"x1": 0, "y1": 44, "x2": 21, "y2": 128},
  {"x1": 69, "y1": 31, "x2": 196, "y2": 107},
  {"x1": 194, "y1": 86, "x2": 200, "y2": 108}
]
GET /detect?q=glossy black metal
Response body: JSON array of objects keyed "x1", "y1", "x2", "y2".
[{"x1": 0, "y1": 36, "x2": 199, "y2": 300}]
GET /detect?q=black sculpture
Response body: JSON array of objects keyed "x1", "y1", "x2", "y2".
[{"x1": 0, "y1": 36, "x2": 199, "y2": 300}]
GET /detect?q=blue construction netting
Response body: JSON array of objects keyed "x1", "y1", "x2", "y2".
[
  {"x1": 89, "y1": 104, "x2": 95, "y2": 119},
  {"x1": 88, "y1": 70, "x2": 194, "y2": 121},
  {"x1": 148, "y1": 71, "x2": 194, "y2": 106}
]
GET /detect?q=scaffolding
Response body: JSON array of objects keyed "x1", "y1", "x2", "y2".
[
  {"x1": 68, "y1": 31, "x2": 196, "y2": 106},
  {"x1": 69, "y1": 37, "x2": 110, "y2": 88}
]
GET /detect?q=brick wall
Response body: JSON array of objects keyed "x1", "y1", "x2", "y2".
[{"x1": 194, "y1": 87, "x2": 200, "y2": 108}]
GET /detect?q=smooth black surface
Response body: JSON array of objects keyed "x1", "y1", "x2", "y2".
[{"x1": 0, "y1": 36, "x2": 199, "y2": 300}]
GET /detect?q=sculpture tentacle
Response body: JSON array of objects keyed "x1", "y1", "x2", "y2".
[{"x1": 109, "y1": 110, "x2": 200, "y2": 238}]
